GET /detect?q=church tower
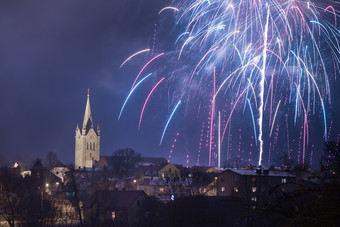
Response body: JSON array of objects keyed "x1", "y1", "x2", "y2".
[{"x1": 75, "y1": 89, "x2": 100, "y2": 169}]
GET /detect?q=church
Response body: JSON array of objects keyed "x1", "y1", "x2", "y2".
[{"x1": 75, "y1": 89, "x2": 100, "y2": 169}]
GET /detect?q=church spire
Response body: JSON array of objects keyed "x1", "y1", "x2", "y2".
[{"x1": 82, "y1": 88, "x2": 93, "y2": 132}]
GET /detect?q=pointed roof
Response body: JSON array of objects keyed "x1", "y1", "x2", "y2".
[{"x1": 82, "y1": 88, "x2": 93, "y2": 133}]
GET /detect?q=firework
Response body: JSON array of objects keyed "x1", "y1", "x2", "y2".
[{"x1": 120, "y1": 0, "x2": 339, "y2": 167}]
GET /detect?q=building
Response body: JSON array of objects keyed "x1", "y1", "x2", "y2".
[
  {"x1": 75, "y1": 89, "x2": 100, "y2": 169},
  {"x1": 84, "y1": 190, "x2": 149, "y2": 226},
  {"x1": 137, "y1": 162, "x2": 181, "y2": 180},
  {"x1": 137, "y1": 157, "x2": 167, "y2": 166},
  {"x1": 216, "y1": 168, "x2": 296, "y2": 198}
]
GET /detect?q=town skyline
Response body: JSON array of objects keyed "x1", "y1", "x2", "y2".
[{"x1": 0, "y1": 0, "x2": 339, "y2": 169}]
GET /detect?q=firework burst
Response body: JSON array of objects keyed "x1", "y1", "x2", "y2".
[{"x1": 120, "y1": 0, "x2": 339, "y2": 167}]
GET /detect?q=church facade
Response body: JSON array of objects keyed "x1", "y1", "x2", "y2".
[{"x1": 75, "y1": 89, "x2": 100, "y2": 169}]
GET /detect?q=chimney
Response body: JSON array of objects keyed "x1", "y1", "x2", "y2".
[{"x1": 256, "y1": 168, "x2": 262, "y2": 174}]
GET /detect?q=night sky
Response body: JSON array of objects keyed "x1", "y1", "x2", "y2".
[{"x1": 0, "y1": 0, "x2": 339, "y2": 168}]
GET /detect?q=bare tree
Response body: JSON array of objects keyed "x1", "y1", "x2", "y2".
[
  {"x1": 65, "y1": 167, "x2": 84, "y2": 227},
  {"x1": 45, "y1": 152, "x2": 59, "y2": 169},
  {"x1": 112, "y1": 148, "x2": 141, "y2": 178},
  {"x1": 0, "y1": 168, "x2": 20, "y2": 227}
]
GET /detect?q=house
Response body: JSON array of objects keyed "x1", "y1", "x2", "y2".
[
  {"x1": 95, "y1": 155, "x2": 116, "y2": 169},
  {"x1": 190, "y1": 166, "x2": 222, "y2": 174},
  {"x1": 137, "y1": 157, "x2": 167, "y2": 167},
  {"x1": 84, "y1": 190, "x2": 149, "y2": 226},
  {"x1": 50, "y1": 161, "x2": 69, "y2": 183},
  {"x1": 201, "y1": 177, "x2": 218, "y2": 196},
  {"x1": 137, "y1": 162, "x2": 181, "y2": 180},
  {"x1": 216, "y1": 168, "x2": 296, "y2": 198}
]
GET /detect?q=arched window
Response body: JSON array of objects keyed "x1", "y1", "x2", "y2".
[
  {"x1": 90, "y1": 143, "x2": 92, "y2": 150},
  {"x1": 87, "y1": 143, "x2": 89, "y2": 150}
]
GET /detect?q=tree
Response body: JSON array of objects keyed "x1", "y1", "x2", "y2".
[
  {"x1": 0, "y1": 167, "x2": 21, "y2": 227},
  {"x1": 263, "y1": 142, "x2": 340, "y2": 226},
  {"x1": 45, "y1": 152, "x2": 59, "y2": 169},
  {"x1": 64, "y1": 166, "x2": 84, "y2": 227},
  {"x1": 275, "y1": 153, "x2": 296, "y2": 171},
  {"x1": 112, "y1": 148, "x2": 141, "y2": 178},
  {"x1": 323, "y1": 141, "x2": 340, "y2": 178}
]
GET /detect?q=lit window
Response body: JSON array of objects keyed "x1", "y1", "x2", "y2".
[
  {"x1": 160, "y1": 188, "x2": 164, "y2": 192},
  {"x1": 112, "y1": 211, "x2": 116, "y2": 220},
  {"x1": 252, "y1": 187, "x2": 256, "y2": 193},
  {"x1": 234, "y1": 187, "x2": 239, "y2": 192},
  {"x1": 282, "y1": 178, "x2": 287, "y2": 184},
  {"x1": 221, "y1": 187, "x2": 225, "y2": 192},
  {"x1": 252, "y1": 197, "x2": 257, "y2": 202},
  {"x1": 203, "y1": 188, "x2": 207, "y2": 193}
]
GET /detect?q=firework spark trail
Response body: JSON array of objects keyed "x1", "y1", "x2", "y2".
[
  {"x1": 247, "y1": 98, "x2": 257, "y2": 146},
  {"x1": 118, "y1": 73, "x2": 152, "y2": 120},
  {"x1": 209, "y1": 67, "x2": 216, "y2": 166},
  {"x1": 294, "y1": 82, "x2": 308, "y2": 168},
  {"x1": 221, "y1": 85, "x2": 250, "y2": 143},
  {"x1": 159, "y1": 6, "x2": 179, "y2": 15},
  {"x1": 270, "y1": 100, "x2": 282, "y2": 137},
  {"x1": 139, "y1": 77, "x2": 165, "y2": 130},
  {"x1": 160, "y1": 100, "x2": 182, "y2": 145},
  {"x1": 120, "y1": 49, "x2": 150, "y2": 68},
  {"x1": 258, "y1": 4, "x2": 270, "y2": 167},
  {"x1": 130, "y1": 53, "x2": 164, "y2": 90}
]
